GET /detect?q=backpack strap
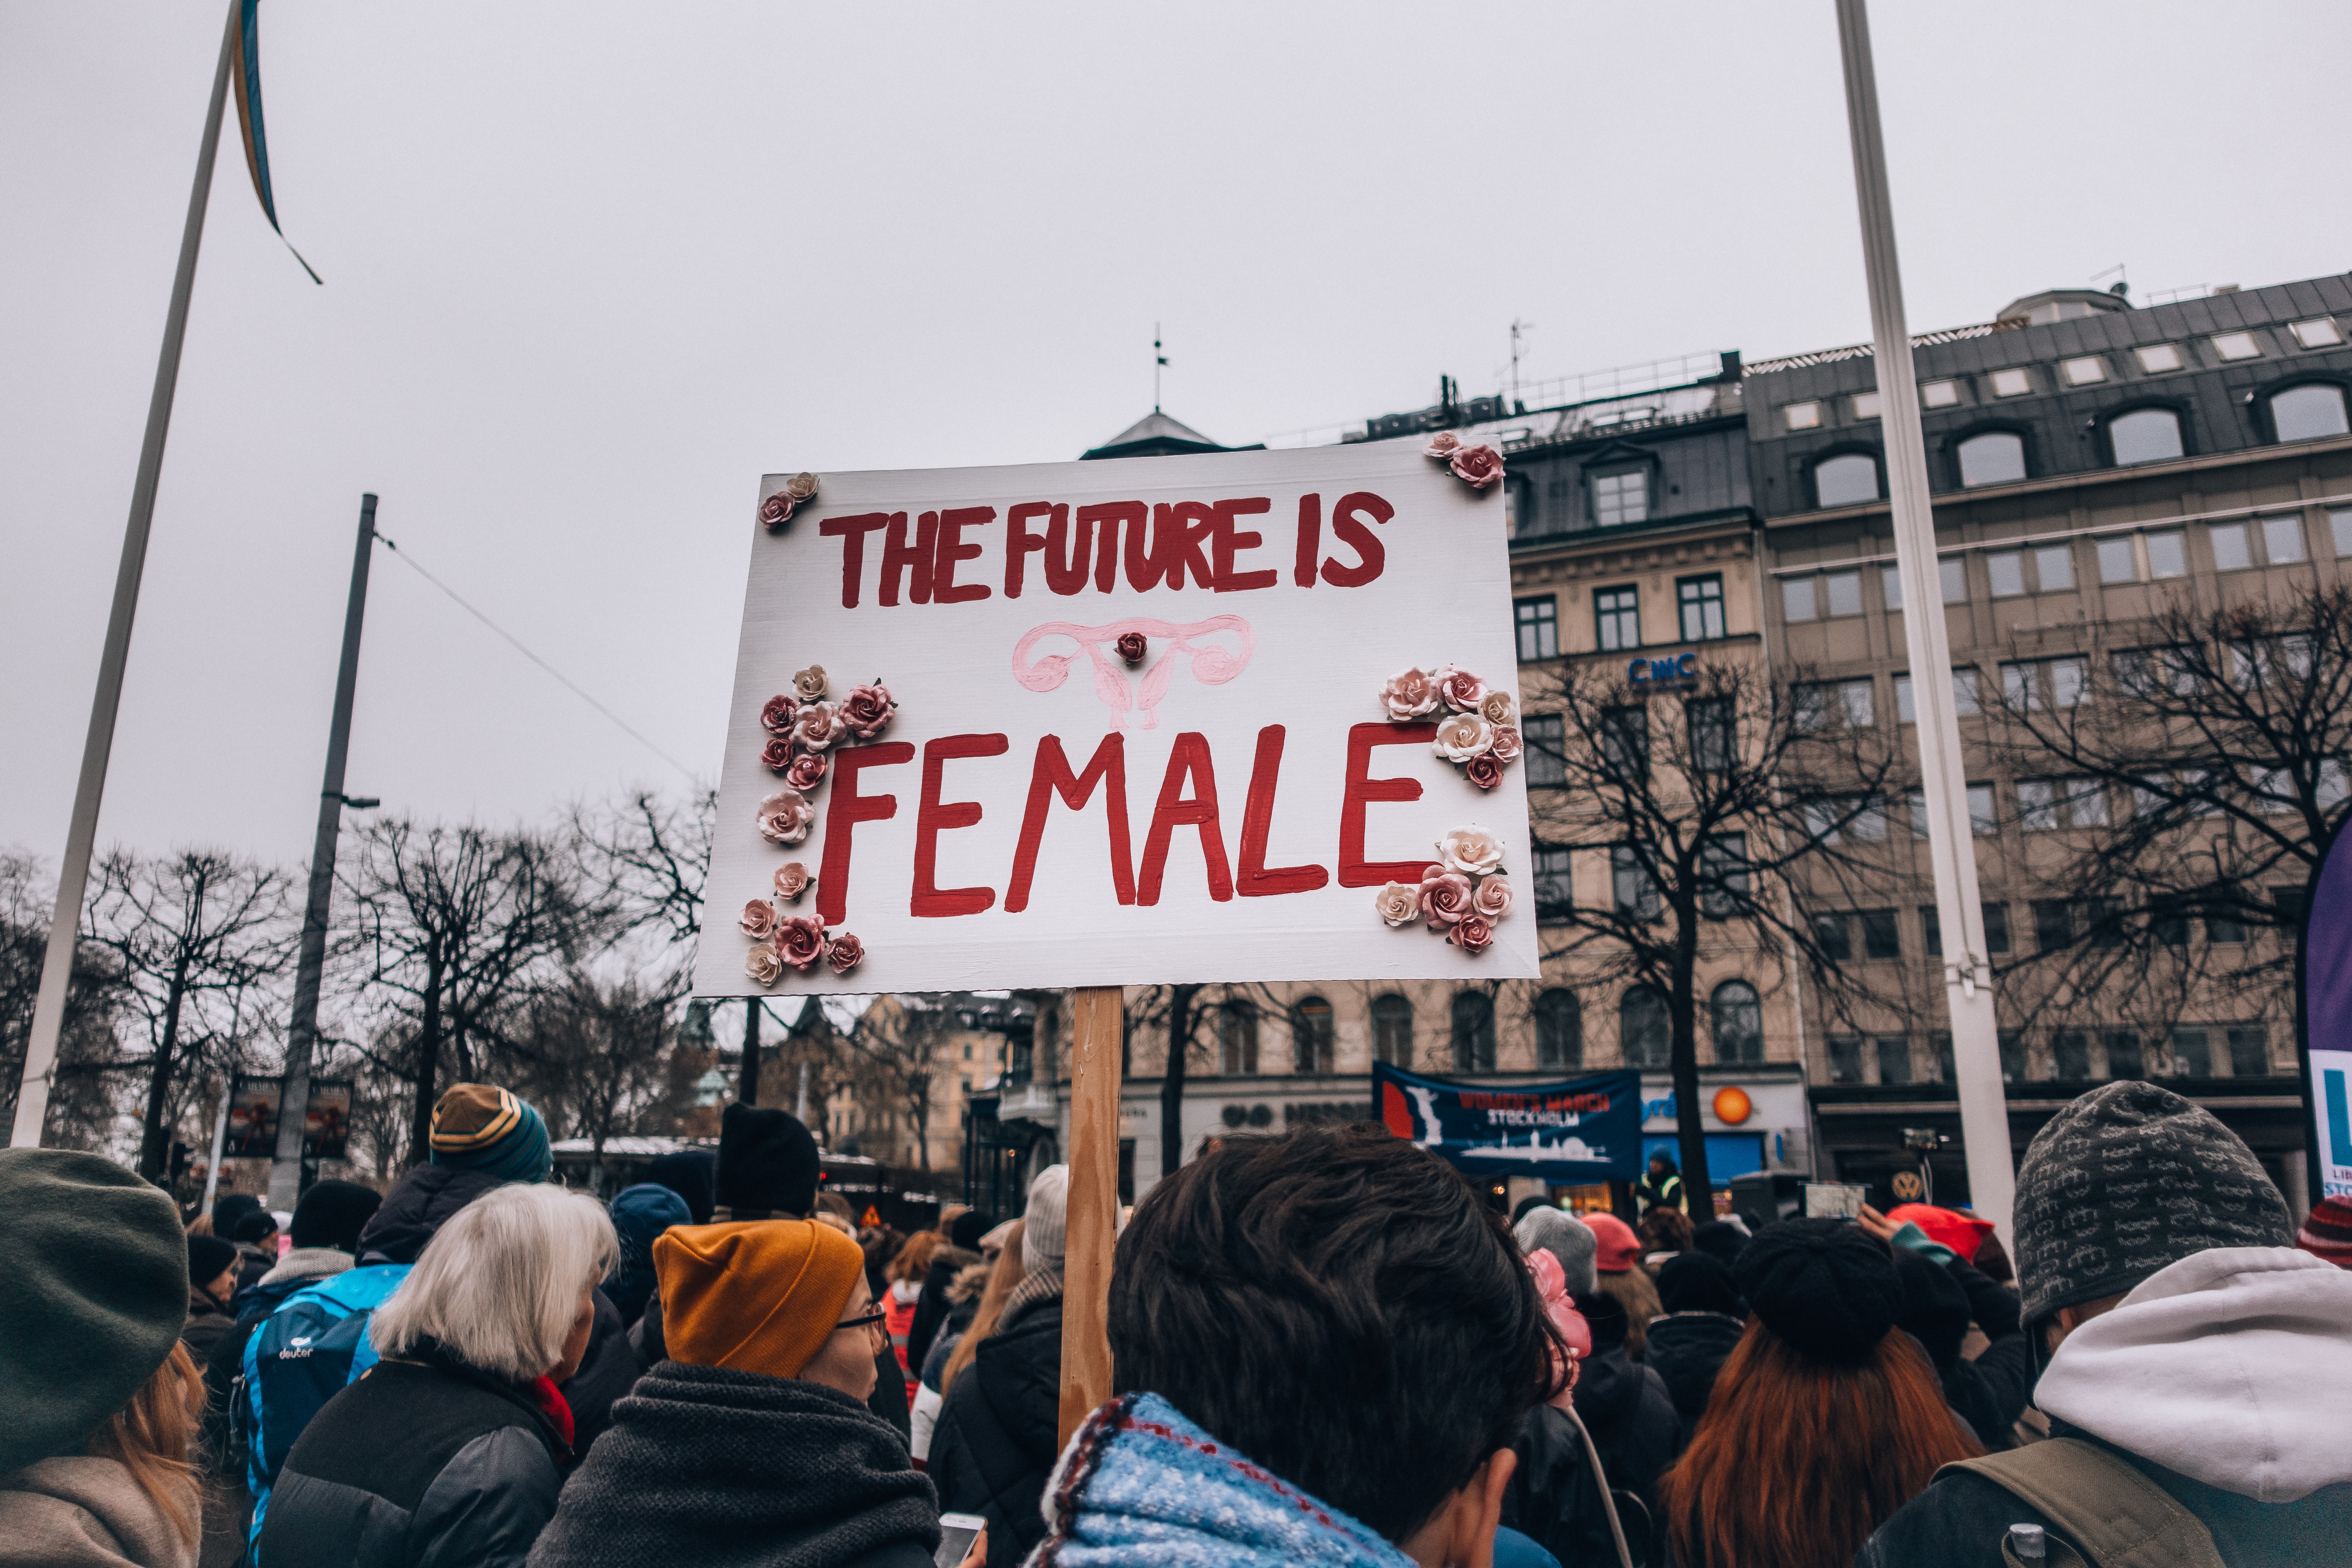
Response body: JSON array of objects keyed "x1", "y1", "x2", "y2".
[{"x1": 1941, "y1": 1439, "x2": 2226, "y2": 1568}]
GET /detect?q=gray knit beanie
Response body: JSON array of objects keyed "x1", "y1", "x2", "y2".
[
  {"x1": 2014, "y1": 1080, "x2": 2293, "y2": 1326},
  {"x1": 1022, "y1": 1164, "x2": 1068, "y2": 1278},
  {"x1": 1514, "y1": 1205, "x2": 1600, "y2": 1296}
]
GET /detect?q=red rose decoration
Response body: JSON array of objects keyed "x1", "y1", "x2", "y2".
[
  {"x1": 759, "y1": 694, "x2": 799, "y2": 735},
  {"x1": 758, "y1": 492, "x2": 796, "y2": 531},
  {"x1": 1418, "y1": 870, "x2": 1475, "y2": 928},
  {"x1": 825, "y1": 931, "x2": 864, "y2": 976},
  {"x1": 1450, "y1": 913, "x2": 1496, "y2": 953},
  {"x1": 839, "y1": 683, "x2": 897, "y2": 740},
  {"x1": 1449, "y1": 443, "x2": 1504, "y2": 490},
  {"x1": 760, "y1": 737, "x2": 795, "y2": 773},
  {"x1": 1115, "y1": 632, "x2": 1147, "y2": 665},
  {"x1": 784, "y1": 752, "x2": 828, "y2": 790},
  {"x1": 775, "y1": 916, "x2": 827, "y2": 971},
  {"x1": 1464, "y1": 754, "x2": 1503, "y2": 791}
]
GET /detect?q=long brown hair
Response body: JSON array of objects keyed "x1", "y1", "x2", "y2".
[
  {"x1": 1660, "y1": 1321, "x2": 1978, "y2": 1568},
  {"x1": 889, "y1": 1230, "x2": 940, "y2": 1286},
  {"x1": 940, "y1": 1219, "x2": 1024, "y2": 1391},
  {"x1": 85, "y1": 1341, "x2": 204, "y2": 1550}
]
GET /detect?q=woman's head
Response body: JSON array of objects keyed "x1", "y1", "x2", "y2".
[
  {"x1": 372, "y1": 1182, "x2": 618, "y2": 1383},
  {"x1": 1639, "y1": 1204, "x2": 1694, "y2": 1256},
  {"x1": 655, "y1": 1218, "x2": 876, "y2": 1396},
  {"x1": 85, "y1": 1342, "x2": 205, "y2": 1551},
  {"x1": 941, "y1": 1218, "x2": 1026, "y2": 1392},
  {"x1": 890, "y1": 1229, "x2": 940, "y2": 1285}
]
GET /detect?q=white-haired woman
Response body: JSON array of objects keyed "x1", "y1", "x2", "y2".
[{"x1": 257, "y1": 1182, "x2": 617, "y2": 1568}]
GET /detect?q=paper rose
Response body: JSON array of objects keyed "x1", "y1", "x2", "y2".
[
  {"x1": 839, "y1": 683, "x2": 897, "y2": 740},
  {"x1": 1449, "y1": 913, "x2": 1496, "y2": 953},
  {"x1": 756, "y1": 788, "x2": 816, "y2": 845},
  {"x1": 1423, "y1": 431, "x2": 1462, "y2": 459},
  {"x1": 792, "y1": 665, "x2": 830, "y2": 702},
  {"x1": 1464, "y1": 754, "x2": 1503, "y2": 791},
  {"x1": 1115, "y1": 631, "x2": 1147, "y2": 665},
  {"x1": 1379, "y1": 666, "x2": 1441, "y2": 721},
  {"x1": 1488, "y1": 724, "x2": 1523, "y2": 763},
  {"x1": 1479, "y1": 691, "x2": 1517, "y2": 727},
  {"x1": 825, "y1": 931, "x2": 865, "y2": 976},
  {"x1": 758, "y1": 492, "x2": 795, "y2": 532},
  {"x1": 1449, "y1": 443, "x2": 1504, "y2": 490},
  {"x1": 775, "y1": 916, "x2": 828, "y2": 971},
  {"x1": 760, "y1": 694, "x2": 799, "y2": 735},
  {"x1": 760, "y1": 737, "x2": 796, "y2": 773},
  {"x1": 1472, "y1": 877, "x2": 1513, "y2": 921},
  {"x1": 1374, "y1": 882, "x2": 1421, "y2": 928},
  {"x1": 1436, "y1": 824, "x2": 1506, "y2": 878},
  {"x1": 745, "y1": 944, "x2": 782, "y2": 986},
  {"x1": 1433, "y1": 713, "x2": 1495, "y2": 763},
  {"x1": 1437, "y1": 666, "x2": 1488, "y2": 713},
  {"x1": 784, "y1": 752, "x2": 828, "y2": 790},
  {"x1": 774, "y1": 862, "x2": 813, "y2": 901},
  {"x1": 739, "y1": 899, "x2": 778, "y2": 940},
  {"x1": 790, "y1": 701, "x2": 845, "y2": 752},
  {"x1": 782, "y1": 472, "x2": 820, "y2": 503},
  {"x1": 1418, "y1": 870, "x2": 1475, "y2": 928}
]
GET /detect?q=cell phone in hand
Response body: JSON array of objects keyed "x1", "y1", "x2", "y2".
[
  {"x1": 1804, "y1": 1182, "x2": 1867, "y2": 1220},
  {"x1": 936, "y1": 1513, "x2": 986, "y2": 1568}
]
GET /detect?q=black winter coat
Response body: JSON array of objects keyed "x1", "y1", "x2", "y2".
[
  {"x1": 556, "y1": 1289, "x2": 639, "y2": 1459},
  {"x1": 259, "y1": 1341, "x2": 569, "y2": 1568},
  {"x1": 905, "y1": 1254, "x2": 963, "y2": 1375},
  {"x1": 928, "y1": 1293, "x2": 1062, "y2": 1568},
  {"x1": 1641, "y1": 1312, "x2": 1744, "y2": 1443},
  {"x1": 1570, "y1": 1292, "x2": 1681, "y2": 1516},
  {"x1": 356, "y1": 1164, "x2": 509, "y2": 1266},
  {"x1": 1940, "y1": 1260, "x2": 2033, "y2": 1452},
  {"x1": 1504, "y1": 1404, "x2": 1636, "y2": 1568}
]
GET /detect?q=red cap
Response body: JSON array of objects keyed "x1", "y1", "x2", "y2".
[
  {"x1": 2298, "y1": 1195, "x2": 2352, "y2": 1268},
  {"x1": 1581, "y1": 1212, "x2": 1643, "y2": 1274},
  {"x1": 1886, "y1": 1203, "x2": 1996, "y2": 1262}
]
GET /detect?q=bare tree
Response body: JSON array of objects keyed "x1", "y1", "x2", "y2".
[
  {"x1": 572, "y1": 788, "x2": 714, "y2": 956},
  {"x1": 501, "y1": 972, "x2": 677, "y2": 1160},
  {"x1": 0, "y1": 850, "x2": 135, "y2": 1146}
]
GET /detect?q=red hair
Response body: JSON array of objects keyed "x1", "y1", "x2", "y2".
[
  {"x1": 1660, "y1": 1320, "x2": 1978, "y2": 1568},
  {"x1": 86, "y1": 1341, "x2": 204, "y2": 1551}
]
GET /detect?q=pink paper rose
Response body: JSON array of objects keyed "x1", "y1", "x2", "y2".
[
  {"x1": 760, "y1": 736, "x2": 796, "y2": 773},
  {"x1": 1424, "y1": 431, "x2": 1462, "y2": 459},
  {"x1": 1449, "y1": 443, "x2": 1504, "y2": 489},
  {"x1": 782, "y1": 472, "x2": 820, "y2": 503},
  {"x1": 1479, "y1": 691, "x2": 1517, "y2": 727},
  {"x1": 774, "y1": 861, "x2": 813, "y2": 901},
  {"x1": 1473, "y1": 876, "x2": 1513, "y2": 921},
  {"x1": 1418, "y1": 870, "x2": 1475, "y2": 928},
  {"x1": 1449, "y1": 913, "x2": 1496, "y2": 952},
  {"x1": 758, "y1": 492, "x2": 795, "y2": 531},
  {"x1": 740, "y1": 898, "x2": 777, "y2": 940},
  {"x1": 1464, "y1": 754, "x2": 1503, "y2": 791},
  {"x1": 839, "y1": 683, "x2": 896, "y2": 740},
  {"x1": 745, "y1": 945, "x2": 782, "y2": 986},
  {"x1": 790, "y1": 701, "x2": 845, "y2": 752},
  {"x1": 1488, "y1": 724, "x2": 1523, "y2": 763},
  {"x1": 784, "y1": 752, "x2": 828, "y2": 791},
  {"x1": 1374, "y1": 882, "x2": 1420, "y2": 928},
  {"x1": 760, "y1": 694, "x2": 799, "y2": 735},
  {"x1": 1380, "y1": 666, "x2": 1442, "y2": 720},
  {"x1": 756, "y1": 788, "x2": 816, "y2": 845},
  {"x1": 1438, "y1": 665, "x2": 1487, "y2": 713},
  {"x1": 825, "y1": 931, "x2": 865, "y2": 976},
  {"x1": 1433, "y1": 713, "x2": 1494, "y2": 763},
  {"x1": 1115, "y1": 631, "x2": 1147, "y2": 665},
  {"x1": 775, "y1": 916, "x2": 828, "y2": 971}
]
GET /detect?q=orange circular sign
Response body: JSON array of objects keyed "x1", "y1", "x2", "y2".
[{"x1": 1712, "y1": 1086, "x2": 1753, "y2": 1126}]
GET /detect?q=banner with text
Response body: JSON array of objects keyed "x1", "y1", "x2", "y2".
[
  {"x1": 1374, "y1": 1062, "x2": 1644, "y2": 1181},
  {"x1": 696, "y1": 442, "x2": 1538, "y2": 995},
  {"x1": 2305, "y1": 824, "x2": 2352, "y2": 1200}
]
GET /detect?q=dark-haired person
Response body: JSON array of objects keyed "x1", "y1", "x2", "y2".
[
  {"x1": 1858, "y1": 1083, "x2": 2352, "y2": 1566},
  {"x1": 1032, "y1": 1124, "x2": 1555, "y2": 1566},
  {"x1": 227, "y1": 1208, "x2": 281, "y2": 1300},
  {"x1": 1641, "y1": 1252, "x2": 1744, "y2": 1443},
  {"x1": 905, "y1": 1207, "x2": 992, "y2": 1375},
  {"x1": 1634, "y1": 1152, "x2": 1684, "y2": 1217},
  {"x1": 181, "y1": 1234, "x2": 243, "y2": 1369},
  {"x1": 1657, "y1": 1218, "x2": 1978, "y2": 1568}
]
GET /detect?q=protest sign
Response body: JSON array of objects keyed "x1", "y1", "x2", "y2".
[
  {"x1": 695, "y1": 441, "x2": 1538, "y2": 997},
  {"x1": 1373, "y1": 1061, "x2": 1644, "y2": 1182}
]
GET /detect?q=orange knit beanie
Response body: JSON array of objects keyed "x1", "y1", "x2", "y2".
[{"x1": 655, "y1": 1218, "x2": 866, "y2": 1380}]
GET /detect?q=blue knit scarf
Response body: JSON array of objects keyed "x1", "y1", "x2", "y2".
[{"x1": 1033, "y1": 1393, "x2": 1416, "y2": 1568}]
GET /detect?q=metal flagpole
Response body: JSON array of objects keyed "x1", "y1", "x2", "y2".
[
  {"x1": 1832, "y1": 0, "x2": 2015, "y2": 1237},
  {"x1": 268, "y1": 496, "x2": 380, "y2": 1209},
  {"x1": 11, "y1": 0, "x2": 242, "y2": 1148},
  {"x1": 201, "y1": 989, "x2": 242, "y2": 1219}
]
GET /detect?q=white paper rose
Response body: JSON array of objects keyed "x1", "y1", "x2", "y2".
[
  {"x1": 790, "y1": 701, "x2": 846, "y2": 752},
  {"x1": 1374, "y1": 882, "x2": 1421, "y2": 928},
  {"x1": 756, "y1": 788, "x2": 816, "y2": 845},
  {"x1": 1479, "y1": 691, "x2": 1517, "y2": 727},
  {"x1": 1433, "y1": 712, "x2": 1495, "y2": 763},
  {"x1": 1472, "y1": 876, "x2": 1513, "y2": 921},
  {"x1": 792, "y1": 664, "x2": 830, "y2": 702},
  {"x1": 1436, "y1": 824, "x2": 1506, "y2": 878},
  {"x1": 782, "y1": 472, "x2": 820, "y2": 503},
  {"x1": 745, "y1": 944, "x2": 782, "y2": 986}
]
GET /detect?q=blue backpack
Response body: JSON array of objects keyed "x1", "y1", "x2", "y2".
[{"x1": 237, "y1": 1263, "x2": 410, "y2": 1553}]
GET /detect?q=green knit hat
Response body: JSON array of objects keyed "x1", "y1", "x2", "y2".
[{"x1": 0, "y1": 1149, "x2": 189, "y2": 1472}]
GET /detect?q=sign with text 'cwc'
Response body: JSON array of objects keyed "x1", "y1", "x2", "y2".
[{"x1": 695, "y1": 443, "x2": 1538, "y2": 996}]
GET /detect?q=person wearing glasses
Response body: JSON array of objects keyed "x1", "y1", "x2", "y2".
[{"x1": 531, "y1": 1214, "x2": 977, "y2": 1568}]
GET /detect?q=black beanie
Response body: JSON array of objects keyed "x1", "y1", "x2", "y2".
[
  {"x1": 644, "y1": 1147, "x2": 717, "y2": 1225},
  {"x1": 291, "y1": 1179, "x2": 382, "y2": 1253},
  {"x1": 949, "y1": 1208, "x2": 996, "y2": 1251},
  {"x1": 2014, "y1": 1080, "x2": 2293, "y2": 1326},
  {"x1": 212, "y1": 1192, "x2": 261, "y2": 1235},
  {"x1": 233, "y1": 1209, "x2": 279, "y2": 1244},
  {"x1": 1690, "y1": 1220, "x2": 1751, "y2": 1269},
  {"x1": 716, "y1": 1103, "x2": 820, "y2": 1219},
  {"x1": 1735, "y1": 1218, "x2": 1901, "y2": 1363},
  {"x1": 1657, "y1": 1250, "x2": 1742, "y2": 1316},
  {"x1": 0, "y1": 1150, "x2": 189, "y2": 1473},
  {"x1": 188, "y1": 1233, "x2": 240, "y2": 1291},
  {"x1": 1892, "y1": 1248, "x2": 1969, "y2": 1372}
]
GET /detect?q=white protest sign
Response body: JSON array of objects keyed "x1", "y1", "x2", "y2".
[{"x1": 693, "y1": 440, "x2": 1539, "y2": 996}]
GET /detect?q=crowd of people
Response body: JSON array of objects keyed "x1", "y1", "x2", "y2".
[{"x1": 1, "y1": 1075, "x2": 2347, "y2": 1567}]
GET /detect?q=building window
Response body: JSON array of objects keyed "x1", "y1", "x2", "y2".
[
  {"x1": 2171, "y1": 1027, "x2": 2211, "y2": 1076},
  {"x1": 2206, "y1": 909, "x2": 2247, "y2": 944},
  {"x1": 1522, "y1": 714, "x2": 1566, "y2": 788},
  {"x1": 1602, "y1": 705, "x2": 1649, "y2": 782},
  {"x1": 2227, "y1": 1027, "x2": 2268, "y2": 1076},
  {"x1": 1940, "y1": 557, "x2": 1969, "y2": 603},
  {"x1": 1815, "y1": 452, "x2": 1881, "y2": 508},
  {"x1": 2147, "y1": 529, "x2": 2188, "y2": 578},
  {"x1": 1371, "y1": 993, "x2": 1413, "y2": 1068},
  {"x1": 2264, "y1": 515, "x2": 2307, "y2": 564},
  {"x1": 2097, "y1": 536, "x2": 2138, "y2": 583},
  {"x1": 1851, "y1": 391, "x2": 1882, "y2": 420},
  {"x1": 2061, "y1": 355, "x2": 2107, "y2": 386},
  {"x1": 1782, "y1": 577, "x2": 1817, "y2": 622},
  {"x1": 1813, "y1": 912, "x2": 1853, "y2": 963},
  {"x1": 2055, "y1": 1031, "x2": 2092, "y2": 1080},
  {"x1": 1989, "y1": 367, "x2": 2033, "y2": 398},
  {"x1": 2291, "y1": 318, "x2": 2344, "y2": 349},
  {"x1": 1982, "y1": 902, "x2": 2010, "y2": 952},
  {"x1": 1452, "y1": 991, "x2": 1496, "y2": 1072},
  {"x1": 1687, "y1": 698, "x2": 1734, "y2": 772},
  {"x1": 1620, "y1": 987, "x2": 1670, "y2": 1069},
  {"x1": 2037, "y1": 545, "x2": 2074, "y2": 591},
  {"x1": 1291, "y1": 996, "x2": 1334, "y2": 1074},
  {"x1": 2110, "y1": 407, "x2": 2184, "y2": 466},
  {"x1": 1860, "y1": 909, "x2": 1902, "y2": 960},
  {"x1": 1828, "y1": 1035, "x2": 1865, "y2": 1084},
  {"x1": 2106, "y1": 1029, "x2": 2144, "y2": 1079},
  {"x1": 2336, "y1": 508, "x2": 2352, "y2": 557},
  {"x1": 2211, "y1": 331, "x2": 2263, "y2": 362},
  {"x1": 1998, "y1": 1030, "x2": 2026, "y2": 1082},
  {"x1": 1920, "y1": 379, "x2": 1961, "y2": 408},
  {"x1": 2210, "y1": 523, "x2": 2252, "y2": 571},
  {"x1": 1711, "y1": 981, "x2": 1763, "y2": 1066},
  {"x1": 1782, "y1": 401, "x2": 1822, "y2": 431},
  {"x1": 1535, "y1": 990, "x2": 1582, "y2": 1069},
  {"x1": 2135, "y1": 343, "x2": 2184, "y2": 374},
  {"x1": 1592, "y1": 466, "x2": 1650, "y2": 527},
  {"x1": 1881, "y1": 565, "x2": 1902, "y2": 611},
  {"x1": 2270, "y1": 383, "x2": 2351, "y2": 443},
  {"x1": 1514, "y1": 596, "x2": 1559, "y2": 663},
  {"x1": 1532, "y1": 845, "x2": 1574, "y2": 921},
  {"x1": 2001, "y1": 658, "x2": 2086, "y2": 710},
  {"x1": 1987, "y1": 551, "x2": 2025, "y2": 597},
  {"x1": 1611, "y1": 846, "x2": 1661, "y2": 921},
  {"x1": 1218, "y1": 1002, "x2": 1259, "y2": 1075},
  {"x1": 1595, "y1": 586, "x2": 1641, "y2": 651},
  {"x1": 1968, "y1": 784, "x2": 1997, "y2": 835},
  {"x1": 1678, "y1": 575, "x2": 1727, "y2": 641},
  {"x1": 1894, "y1": 673, "x2": 1915, "y2": 723},
  {"x1": 1699, "y1": 833, "x2": 1750, "y2": 917},
  {"x1": 1957, "y1": 431, "x2": 2027, "y2": 487},
  {"x1": 1921, "y1": 902, "x2": 1941, "y2": 953},
  {"x1": 1824, "y1": 571, "x2": 1863, "y2": 617},
  {"x1": 1877, "y1": 1036, "x2": 1913, "y2": 1086}
]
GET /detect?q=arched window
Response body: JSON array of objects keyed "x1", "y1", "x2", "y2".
[
  {"x1": 2108, "y1": 407, "x2": 2184, "y2": 466},
  {"x1": 1371, "y1": 994, "x2": 1414, "y2": 1068},
  {"x1": 1711, "y1": 980, "x2": 1764, "y2": 1066},
  {"x1": 1534, "y1": 990, "x2": 1582, "y2": 1069},
  {"x1": 1620, "y1": 986, "x2": 1670, "y2": 1069},
  {"x1": 2270, "y1": 383, "x2": 2351, "y2": 443},
  {"x1": 1291, "y1": 996, "x2": 1335, "y2": 1075},
  {"x1": 1814, "y1": 452, "x2": 1881, "y2": 508},
  {"x1": 1956, "y1": 431, "x2": 2027, "y2": 488},
  {"x1": 1451, "y1": 991, "x2": 1497, "y2": 1072},
  {"x1": 1218, "y1": 1002, "x2": 1259, "y2": 1076}
]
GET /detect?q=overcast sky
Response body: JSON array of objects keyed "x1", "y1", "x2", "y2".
[{"x1": 5, "y1": 2, "x2": 2349, "y2": 876}]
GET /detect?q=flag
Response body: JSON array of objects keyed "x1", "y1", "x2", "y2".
[{"x1": 229, "y1": 0, "x2": 322, "y2": 283}]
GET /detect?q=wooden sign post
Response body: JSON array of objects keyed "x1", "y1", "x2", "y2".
[{"x1": 1057, "y1": 984, "x2": 1124, "y2": 1447}]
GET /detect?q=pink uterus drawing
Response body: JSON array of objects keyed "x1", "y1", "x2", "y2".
[{"x1": 1012, "y1": 616, "x2": 1254, "y2": 729}]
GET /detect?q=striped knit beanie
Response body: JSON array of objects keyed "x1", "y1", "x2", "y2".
[
  {"x1": 2298, "y1": 1195, "x2": 2352, "y2": 1268},
  {"x1": 429, "y1": 1083, "x2": 551, "y2": 1184}
]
